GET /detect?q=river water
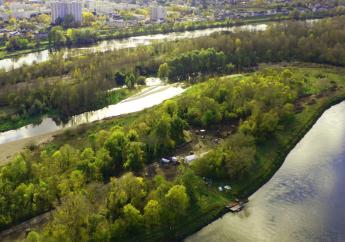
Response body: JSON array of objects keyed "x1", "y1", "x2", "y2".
[
  {"x1": 0, "y1": 24, "x2": 268, "y2": 71},
  {"x1": 0, "y1": 78, "x2": 184, "y2": 145},
  {"x1": 186, "y1": 101, "x2": 345, "y2": 242},
  {"x1": 0, "y1": 22, "x2": 269, "y2": 145}
]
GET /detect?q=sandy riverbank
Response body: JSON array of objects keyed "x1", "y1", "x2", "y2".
[{"x1": 0, "y1": 131, "x2": 61, "y2": 166}]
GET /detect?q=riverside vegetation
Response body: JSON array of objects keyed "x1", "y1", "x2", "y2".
[
  {"x1": 2, "y1": 5, "x2": 345, "y2": 59},
  {"x1": 1, "y1": 16, "x2": 345, "y2": 242},
  {"x1": 2, "y1": 16, "x2": 345, "y2": 132}
]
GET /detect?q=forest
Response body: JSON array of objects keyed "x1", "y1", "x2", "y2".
[
  {"x1": 1, "y1": 64, "x2": 345, "y2": 241},
  {"x1": 1, "y1": 16, "x2": 345, "y2": 241},
  {"x1": 1, "y1": 16, "x2": 345, "y2": 133},
  {"x1": 3, "y1": 4, "x2": 345, "y2": 54}
]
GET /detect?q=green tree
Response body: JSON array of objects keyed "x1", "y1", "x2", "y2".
[
  {"x1": 105, "y1": 129, "x2": 128, "y2": 167},
  {"x1": 163, "y1": 185, "x2": 189, "y2": 232},
  {"x1": 49, "y1": 26, "x2": 66, "y2": 48},
  {"x1": 46, "y1": 194, "x2": 91, "y2": 242},
  {"x1": 143, "y1": 200, "x2": 161, "y2": 233},
  {"x1": 122, "y1": 203, "x2": 144, "y2": 233},
  {"x1": 123, "y1": 142, "x2": 145, "y2": 171},
  {"x1": 158, "y1": 63, "x2": 169, "y2": 79},
  {"x1": 6, "y1": 36, "x2": 29, "y2": 51},
  {"x1": 82, "y1": 12, "x2": 95, "y2": 26}
]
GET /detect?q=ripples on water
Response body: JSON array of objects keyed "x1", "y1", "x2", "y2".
[{"x1": 186, "y1": 102, "x2": 345, "y2": 242}]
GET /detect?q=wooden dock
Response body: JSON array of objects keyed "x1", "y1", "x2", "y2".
[{"x1": 226, "y1": 198, "x2": 249, "y2": 213}]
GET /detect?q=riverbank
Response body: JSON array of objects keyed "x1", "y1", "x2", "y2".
[
  {"x1": 0, "y1": 131, "x2": 60, "y2": 166},
  {"x1": 0, "y1": 86, "x2": 137, "y2": 134},
  {"x1": 0, "y1": 42, "x2": 49, "y2": 61},
  {"x1": 179, "y1": 80, "x2": 345, "y2": 240},
  {"x1": 1, "y1": 65, "x2": 345, "y2": 242},
  {"x1": 0, "y1": 13, "x2": 338, "y2": 62}
]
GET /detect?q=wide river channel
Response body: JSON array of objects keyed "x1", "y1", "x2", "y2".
[
  {"x1": 0, "y1": 22, "x2": 271, "y2": 145},
  {"x1": 0, "y1": 19, "x2": 321, "y2": 145},
  {"x1": 186, "y1": 101, "x2": 345, "y2": 242},
  {"x1": 0, "y1": 23, "x2": 268, "y2": 71}
]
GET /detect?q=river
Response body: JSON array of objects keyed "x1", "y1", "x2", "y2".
[
  {"x1": 186, "y1": 101, "x2": 345, "y2": 242},
  {"x1": 0, "y1": 78, "x2": 184, "y2": 145},
  {"x1": 0, "y1": 22, "x2": 270, "y2": 145},
  {"x1": 0, "y1": 24, "x2": 269, "y2": 71}
]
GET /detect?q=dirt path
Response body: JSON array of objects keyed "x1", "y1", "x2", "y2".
[{"x1": 0, "y1": 212, "x2": 52, "y2": 242}]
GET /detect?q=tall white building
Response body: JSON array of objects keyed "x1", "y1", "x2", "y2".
[
  {"x1": 150, "y1": 6, "x2": 167, "y2": 21},
  {"x1": 51, "y1": 0, "x2": 82, "y2": 24}
]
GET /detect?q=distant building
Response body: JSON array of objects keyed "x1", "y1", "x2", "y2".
[
  {"x1": 150, "y1": 6, "x2": 166, "y2": 21},
  {"x1": 51, "y1": 0, "x2": 82, "y2": 24}
]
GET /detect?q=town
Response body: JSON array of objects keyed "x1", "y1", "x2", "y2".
[{"x1": 0, "y1": 0, "x2": 344, "y2": 53}]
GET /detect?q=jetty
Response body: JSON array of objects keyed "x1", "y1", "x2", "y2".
[{"x1": 226, "y1": 198, "x2": 249, "y2": 213}]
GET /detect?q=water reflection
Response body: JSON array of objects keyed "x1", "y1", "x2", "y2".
[
  {"x1": 0, "y1": 79, "x2": 185, "y2": 145},
  {"x1": 186, "y1": 101, "x2": 345, "y2": 242},
  {"x1": 0, "y1": 23, "x2": 268, "y2": 72}
]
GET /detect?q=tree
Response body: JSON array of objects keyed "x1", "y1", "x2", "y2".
[
  {"x1": 125, "y1": 73, "x2": 136, "y2": 89},
  {"x1": 114, "y1": 72, "x2": 126, "y2": 86},
  {"x1": 36, "y1": 14, "x2": 51, "y2": 25},
  {"x1": 163, "y1": 185, "x2": 189, "y2": 231},
  {"x1": 144, "y1": 200, "x2": 161, "y2": 233},
  {"x1": 63, "y1": 14, "x2": 77, "y2": 28},
  {"x1": 150, "y1": 114, "x2": 175, "y2": 156},
  {"x1": 82, "y1": 12, "x2": 95, "y2": 26},
  {"x1": 6, "y1": 36, "x2": 29, "y2": 51},
  {"x1": 95, "y1": 148, "x2": 113, "y2": 181},
  {"x1": 46, "y1": 194, "x2": 91, "y2": 242},
  {"x1": 104, "y1": 129, "x2": 128, "y2": 167},
  {"x1": 26, "y1": 231, "x2": 40, "y2": 242},
  {"x1": 258, "y1": 110, "x2": 279, "y2": 136},
  {"x1": 158, "y1": 63, "x2": 169, "y2": 79},
  {"x1": 122, "y1": 204, "x2": 144, "y2": 233},
  {"x1": 123, "y1": 142, "x2": 145, "y2": 171},
  {"x1": 49, "y1": 26, "x2": 66, "y2": 48}
]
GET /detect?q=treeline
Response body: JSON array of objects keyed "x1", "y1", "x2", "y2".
[
  {"x1": 5, "y1": 36, "x2": 29, "y2": 51},
  {"x1": 158, "y1": 48, "x2": 227, "y2": 82},
  {"x1": 190, "y1": 70, "x2": 300, "y2": 179},
  {"x1": 4, "y1": 16, "x2": 345, "y2": 87},
  {"x1": 0, "y1": 55, "x2": 147, "y2": 131},
  {"x1": 1, "y1": 16, "x2": 345, "y2": 240},
  {"x1": 49, "y1": 26, "x2": 98, "y2": 48},
  {"x1": 1, "y1": 17, "x2": 345, "y2": 116},
  {"x1": 0, "y1": 68, "x2": 318, "y2": 239}
]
